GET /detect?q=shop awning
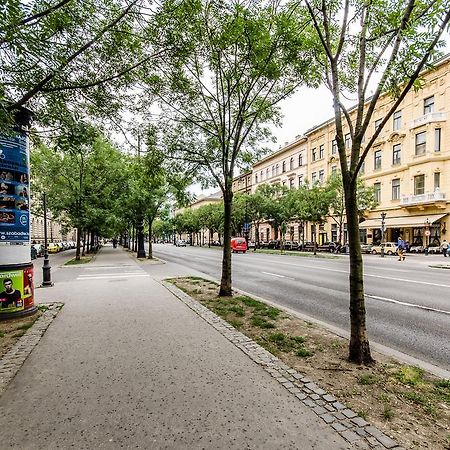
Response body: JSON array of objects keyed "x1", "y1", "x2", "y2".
[{"x1": 359, "y1": 213, "x2": 447, "y2": 229}]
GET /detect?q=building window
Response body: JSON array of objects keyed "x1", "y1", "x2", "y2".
[
  {"x1": 415, "y1": 132, "x2": 426, "y2": 155},
  {"x1": 276, "y1": 164, "x2": 279, "y2": 175},
  {"x1": 392, "y1": 179, "x2": 400, "y2": 200},
  {"x1": 393, "y1": 110, "x2": 402, "y2": 130},
  {"x1": 374, "y1": 118, "x2": 383, "y2": 132},
  {"x1": 298, "y1": 175, "x2": 303, "y2": 186},
  {"x1": 255, "y1": 174, "x2": 258, "y2": 184},
  {"x1": 331, "y1": 224, "x2": 338, "y2": 242},
  {"x1": 319, "y1": 144, "x2": 324, "y2": 159},
  {"x1": 345, "y1": 133, "x2": 351, "y2": 149},
  {"x1": 282, "y1": 161, "x2": 286, "y2": 173},
  {"x1": 332, "y1": 139, "x2": 337, "y2": 154},
  {"x1": 318, "y1": 170, "x2": 324, "y2": 184},
  {"x1": 282, "y1": 180, "x2": 286, "y2": 186},
  {"x1": 434, "y1": 172, "x2": 440, "y2": 190},
  {"x1": 414, "y1": 175, "x2": 425, "y2": 195},
  {"x1": 331, "y1": 165, "x2": 337, "y2": 176},
  {"x1": 373, "y1": 183, "x2": 381, "y2": 202},
  {"x1": 289, "y1": 178, "x2": 294, "y2": 189},
  {"x1": 298, "y1": 153, "x2": 303, "y2": 166},
  {"x1": 266, "y1": 168, "x2": 269, "y2": 179},
  {"x1": 311, "y1": 172, "x2": 317, "y2": 184},
  {"x1": 272, "y1": 166, "x2": 275, "y2": 177},
  {"x1": 424, "y1": 96, "x2": 434, "y2": 114},
  {"x1": 392, "y1": 144, "x2": 401, "y2": 165},
  {"x1": 290, "y1": 157, "x2": 294, "y2": 170},
  {"x1": 312, "y1": 148, "x2": 317, "y2": 162},
  {"x1": 434, "y1": 128, "x2": 441, "y2": 152},
  {"x1": 260, "y1": 170, "x2": 263, "y2": 181},
  {"x1": 374, "y1": 149, "x2": 382, "y2": 170}
]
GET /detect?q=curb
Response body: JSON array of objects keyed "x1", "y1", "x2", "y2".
[
  {"x1": 162, "y1": 281, "x2": 405, "y2": 450},
  {"x1": 0, "y1": 303, "x2": 63, "y2": 395}
]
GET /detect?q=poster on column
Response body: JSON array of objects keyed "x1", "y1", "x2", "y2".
[
  {"x1": 0, "y1": 132, "x2": 29, "y2": 244},
  {"x1": 0, "y1": 265, "x2": 34, "y2": 314}
]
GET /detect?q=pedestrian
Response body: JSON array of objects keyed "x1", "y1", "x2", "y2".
[
  {"x1": 440, "y1": 239, "x2": 449, "y2": 257},
  {"x1": 397, "y1": 236, "x2": 406, "y2": 261}
]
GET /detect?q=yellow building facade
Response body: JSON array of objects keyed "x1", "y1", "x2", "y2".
[{"x1": 251, "y1": 55, "x2": 450, "y2": 248}]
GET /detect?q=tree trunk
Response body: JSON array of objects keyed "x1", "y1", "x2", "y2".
[
  {"x1": 219, "y1": 188, "x2": 233, "y2": 296},
  {"x1": 147, "y1": 218, "x2": 154, "y2": 259},
  {"x1": 75, "y1": 227, "x2": 82, "y2": 260},
  {"x1": 313, "y1": 224, "x2": 317, "y2": 255},
  {"x1": 90, "y1": 230, "x2": 95, "y2": 253},
  {"x1": 345, "y1": 181, "x2": 374, "y2": 365}
]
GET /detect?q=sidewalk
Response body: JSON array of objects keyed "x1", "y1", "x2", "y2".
[{"x1": 0, "y1": 246, "x2": 352, "y2": 449}]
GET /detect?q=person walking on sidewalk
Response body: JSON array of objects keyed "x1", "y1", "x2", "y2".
[
  {"x1": 397, "y1": 236, "x2": 406, "y2": 261},
  {"x1": 440, "y1": 239, "x2": 449, "y2": 257}
]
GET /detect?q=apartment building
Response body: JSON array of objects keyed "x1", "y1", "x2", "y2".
[
  {"x1": 232, "y1": 171, "x2": 252, "y2": 195},
  {"x1": 251, "y1": 54, "x2": 450, "y2": 247},
  {"x1": 31, "y1": 213, "x2": 76, "y2": 244}
]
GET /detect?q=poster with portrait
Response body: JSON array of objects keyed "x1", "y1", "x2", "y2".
[
  {"x1": 0, "y1": 132, "x2": 30, "y2": 244},
  {"x1": 0, "y1": 269, "x2": 25, "y2": 313}
]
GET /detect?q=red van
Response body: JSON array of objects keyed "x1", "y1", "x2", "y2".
[{"x1": 231, "y1": 237, "x2": 247, "y2": 253}]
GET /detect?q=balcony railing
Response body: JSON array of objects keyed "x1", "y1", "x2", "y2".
[
  {"x1": 400, "y1": 191, "x2": 446, "y2": 206},
  {"x1": 411, "y1": 112, "x2": 447, "y2": 129}
]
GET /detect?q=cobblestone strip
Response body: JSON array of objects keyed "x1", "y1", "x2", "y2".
[
  {"x1": 163, "y1": 282, "x2": 404, "y2": 450},
  {"x1": 0, "y1": 303, "x2": 63, "y2": 395}
]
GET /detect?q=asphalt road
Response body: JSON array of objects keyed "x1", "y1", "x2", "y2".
[{"x1": 152, "y1": 244, "x2": 450, "y2": 373}]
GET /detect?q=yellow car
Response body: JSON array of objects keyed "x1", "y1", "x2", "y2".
[{"x1": 47, "y1": 243, "x2": 59, "y2": 253}]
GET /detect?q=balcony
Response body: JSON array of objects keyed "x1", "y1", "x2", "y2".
[
  {"x1": 400, "y1": 191, "x2": 446, "y2": 208},
  {"x1": 410, "y1": 112, "x2": 447, "y2": 129}
]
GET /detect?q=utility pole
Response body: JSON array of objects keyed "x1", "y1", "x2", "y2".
[{"x1": 41, "y1": 192, "x2": 53, "y2": 287}]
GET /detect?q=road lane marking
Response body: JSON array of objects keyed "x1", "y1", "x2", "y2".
[
  {"x1": 269, "y1": 260, "x2": 450, "y2": 288},
  {"x1": 365, "y1": 294, "x2": 450, "y2": 316},
  {"x1": 261, "y1": 271, "x2": 295, "y2": 280}
]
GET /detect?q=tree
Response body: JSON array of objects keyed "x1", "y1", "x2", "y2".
[
  {"x1": 146, "y1": 0, "x2": 318, "y2": 296},
  {"x1": 303, "y1": 0, "x2": 450, "y2": 363},
  {"x1": 31, "y1": 123, "x2": 126, "y2": 259},
  {"x1": 1, "y1": 0, "x2": 150, "y2": 129}
]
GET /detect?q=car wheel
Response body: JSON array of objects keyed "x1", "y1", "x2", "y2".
[
  {"x1": 371, "y1": 249, "x2": 377, "y2": 255},
  {"x1": 387, "y1": 250, "x2": 393, "y2": 256}
]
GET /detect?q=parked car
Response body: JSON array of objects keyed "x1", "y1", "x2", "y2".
[
  {"x1": 31, "y1": 243, "x2": 44, "y2": 257},
  {"x1": 283, "y1": 240, "x2": 299, "y2": 251},
  {"x1": 360, "y1": 243, "x2": 373, "y2": 254},
  {"x1": 231, "y1": 237, "x2": 247, "y2": 253},
  {"x1": 47, "y1": 243, "x2": 60, "y2": 253},
  {"x1": 409, "y1": 245, "x2": 424, "y2": 253},
  {"x1": 317, "y1": 242, "x2": 336, "y2": 252},
  {"x1": 31, "y1": 246, "x2": 37, "y2": 260},
  {"x1": 247, "y1": 241, "x2": 256, "y2": 249},
  {"x1": 300, "y1": 241, "x2": 315, "y2": 252},
  {"x1": 175, "y1": 240, "x2": 187, "y2": 247},
  {"x1": 371, "y1": 242, "x2": 398, "y2": 255},
  {"x1": 427, "y1": 244, "x2": 441, "y2": 254},
  {"x1": 267, "y1": 240, "x2": 280, "y2": 249}
]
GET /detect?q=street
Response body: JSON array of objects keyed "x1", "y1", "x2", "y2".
[{"x1": 152, "y1": 244, "x2": 450, "y2": 373}]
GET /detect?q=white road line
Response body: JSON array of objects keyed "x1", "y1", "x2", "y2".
[
  {"x1": 261, "y1": 271, "x2": 295, "y2": 280},
  {"x1": 262, "y1": 271, "x2": 286, "y2": 278},
  {"x1": 270, "y1": 260, "x2": 450, "y2": 288},
  {"x1": 83, "y1": 266, "x2": 138, "y2": 270},
  {"x1": 366, "y1": 294, "x2": 450, "y2": 316}
]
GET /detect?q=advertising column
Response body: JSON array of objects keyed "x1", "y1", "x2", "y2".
[{"x1": 0, "y1": 108, "x2": 36, "y2": 319}]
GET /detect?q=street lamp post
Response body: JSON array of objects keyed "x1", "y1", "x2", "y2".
[
  {"x1": 380, "y1": 212, "x2": 387, "y2": 258},
  {"x1": 41, "y1": 192, "x2": 53, "y2": 287},
  {"x1": 424, "y1": 218, "x2": 430, "y2": 256}
]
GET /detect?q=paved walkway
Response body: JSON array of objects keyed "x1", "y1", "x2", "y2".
[{"x1": 0, "y1": 246, "x2": 352, "y2": 449}]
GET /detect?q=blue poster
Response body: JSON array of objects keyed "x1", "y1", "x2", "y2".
[{"x1": 0, "y1": 133, "x2": 30, "y2": 243}]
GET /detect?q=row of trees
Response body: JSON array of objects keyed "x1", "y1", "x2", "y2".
[
  {"x1": 4, "y1": 0, "x2": 449, "y2": 364},
  {"x1": 31, "y1": 122, "x2": 190, "y2": 261},
  {"x1": 170, "y1": 176, "x2": 376, "y2": 251}
]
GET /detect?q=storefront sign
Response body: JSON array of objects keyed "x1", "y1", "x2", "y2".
[{"x1": 0, "y1": 132, "x2": 30, "y2": 244}]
